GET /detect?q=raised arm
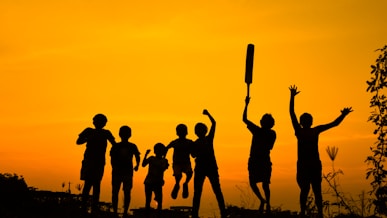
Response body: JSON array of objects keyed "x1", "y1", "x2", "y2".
[
  {"x1": 316, "y1": 107, "x2": 353, "y2": 132},
  {"x1": 203, "y1": 109, "x2": 215, "y2": 137},
  {"x1": 243, "y1": 96, "x2": 254, "y2": 126},
  {"x1": 142, "y1": 149, "x2": 151, "y2": 167},
  {"x1": 289, "y1": 85, "x2": 301, "y2": 130}
]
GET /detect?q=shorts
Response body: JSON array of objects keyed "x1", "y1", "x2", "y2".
[
  {"x1": 80, "y1": 160, "x2": 104, "y2": 181},
  {"x1": 112, "y1": 172, "x2": 133, "y2": 192},
  {"x1": 173, "y1": 162, "x2": 193, "y2": 177},
  {"x1": 296, "y1": 160, "x2": 322, "y2": 187},
  {"x1": 145, "y1": 183, "x2": 163, "y2": 203},
  {"x1": 248, "y1": 158, "x2": 272, "y2": 184}
]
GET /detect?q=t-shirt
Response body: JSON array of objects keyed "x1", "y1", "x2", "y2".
[
  {"x1": 192, "y1": 133, "x2": 218, "y2": 171},
  {"x1": 110, "y1": 141, "x2": 140, "y2": 174},
  {"x1": 247, "y1": 123, "x2": 276, "y2": 162},
  {"x1": 144, "y1": 156, "x2": 169, "y2": 186},
  {"x1": 79, "y1": 128, "x2": 115, "y2": 166},
  {"x1": 295, "y1": 127, "x2": 323, "y2": 163},
  {"x1": 167, "y1": 138, "x2": 193, "y2": 164}
]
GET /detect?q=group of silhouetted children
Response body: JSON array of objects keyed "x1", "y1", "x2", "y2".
[
  {"x1": 76, "y1": 85, "x2": 353, "y2": 218},
  {"x1": 76, "y1": 109, "x2": 226, "y2": 218}
]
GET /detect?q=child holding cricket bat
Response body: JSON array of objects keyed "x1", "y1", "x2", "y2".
[
  {"x1": 243, "y1": 96, "x2": 276, "y2": 214},
  {"x1": 191, "y1": 109, "x2": 227, "y2": 218},
  {"x1": 76, "y1": 113, "x2": 116, "y2": 214}
]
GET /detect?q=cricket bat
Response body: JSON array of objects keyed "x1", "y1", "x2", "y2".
[{"x1": 245, "y1": 43, "x2": 254, "y2": 97}]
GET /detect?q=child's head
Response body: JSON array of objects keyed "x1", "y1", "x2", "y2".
[
  {"x1": 260, "y1": 114, "x2": 275, "y2": 129},
  {"x1": 300, "y1": 113, "x2": 313, "y2": 128},
  {"x1": 194, "y1": 122, "x2": 207, "y2": 138},
  {"x1": 119, "y1": 125, "x2": 131, "y2": 141},
  {"x1": 93, "y1": 114, "x2": 108, "y2": 129},
  {"x1": 176, "y1": 124, "x2": 188, "y2": 138},
  {"x1": 154, "y1": 143, "x2": 166, "y2": 157}
]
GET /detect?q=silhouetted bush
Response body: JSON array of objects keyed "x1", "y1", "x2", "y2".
[{"x1": 0, "y1": 173, "x2": 32, "y2": 217}]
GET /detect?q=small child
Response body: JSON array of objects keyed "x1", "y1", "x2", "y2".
[
  {"x1": 142, "y1": 143, "x2": 169, "y2": 212},
  {"x1": 166, "y1": 124, "x2": 194, "y2": 199},
  {"x1": 76, "y1": 113, "x2": 116, "y2": 214},
  {"x1": 110, "y1": 126, "x2": 140, "y2": 218}
]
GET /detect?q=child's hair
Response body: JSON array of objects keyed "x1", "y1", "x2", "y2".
[
  {"x1": 260, "y1": 114, "x2": 275, "y2": 129},
  {"x1": 176, "y1": 124, "x2": 188, "y2": 137},
  {"x1": 194, "y1": 123, "x2": 207, "y2": 137},
  {"x1": 119, "y1": 125, "x2": 131, "y2": 139},
  {"x1": 154, "y1": 143, "x2": 166, "y2": 157},
  {"x1": 93, "y1": 114, "x2": 107, "y2": 123},
  {"x1": 300, "y1": 113, "x2": 313, "y2": 128},
  {"x1": 93, "y1": 114, "x2": 108, "y2": 128}
]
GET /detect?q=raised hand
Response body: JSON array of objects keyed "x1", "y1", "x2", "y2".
[
  {"x1": 341, "y1": 107, "x2": 353, "y2": 115},
  {"x1": 289, "y1": 85, "x2": 300, "y2": 97},
  {"x1": 203, "y1": 109, "x2": 209, "y2": 115},
  {"x1": 134, "y1": 165, "x2": 139, "y2": 171}
]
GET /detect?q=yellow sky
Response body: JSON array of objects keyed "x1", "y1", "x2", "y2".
[{"x1": 1, "y1": 0, "x2": 387, "y2": 216}]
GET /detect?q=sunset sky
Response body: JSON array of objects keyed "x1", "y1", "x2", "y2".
[{"x1": 1, "y1": 0, "x2": 387, "y2": 216}]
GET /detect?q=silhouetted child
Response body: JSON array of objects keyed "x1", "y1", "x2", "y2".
[
  {"x1": 289, "y1": 85, "x2": 352, "y2": 218},
  {"x1": 166, "y1": 124, "x2": 194, "y2": 199},
  {"x1": 76, "y1": 113, "x2": 116, "y2": 214},
  {"x1": 142, "y1": 143, "x2": 169, "y2": 213},
  {"x1": 243, "y1": 96, "x2": 276, "y2": 214},
  {"x1": 191, "y1": 109, "x2": 227, "y2": 218},
  {"x1": 110, "y1": 126, "x2": 140, "y2": 218}
]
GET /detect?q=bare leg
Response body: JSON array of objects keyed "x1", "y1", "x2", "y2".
[
  {"x1": 312, "y1": 180, "x2": 323, "y2": 218},
  {"x1": 299, "y1": 184, "x2": 310, "y2": 216},
  {"x1": 183, "y1": 171, "x2": 193, "y2": 198},
  {"x1": 249, "y1": 179, "x2": 266, "y2": 213},
  {"x1": 192, "y1": 172, "x2": 205, "y2": 218},
  {"x1": 123, "y1": 189, "x2": 131, "y2": 215},
  {"x1": 171, "y1": 174, "x2": 182, "y2": 199},
  {"x1": 112, "y1": 179, "x2": 121, "y2": 215},
  {"x1": 81, "y1": 180, "x2": 92, "y2": 212},
  {"x1": 145, "y1": 184, "x2": 152, "y2": 210},
  {"x1": 91, "y1": 180, "x2": 101, "y2": 213},
  {"x1": 209, "y1": 173, "x2": 226, "y2": 218},
  {"x1": 262, "y1": 182, "x2": 271, "y2": 213},
  {"x1": 155, "y1": 185, "x2": 163, "y2": 211}
]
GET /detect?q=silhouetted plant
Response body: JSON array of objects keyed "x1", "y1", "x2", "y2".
[
  {"x1": 235, "y1": 182, "x2": 258, "y2": 209},
  {"x1": 326, "y1": 146, "x2": 341, "y2": 215},
  {"x1": 0, "y1": 173, "x2": 31, "y2": 217},
  {"x1": 305, "y1": 194, "x2": 318, "y2": 216},
  {"x1": 366, "y1": 44, "x2": 387, "y2": 216},
  {"x1": 76, "y1": 183, "x2": 83, "y2": 194},
  {"x1": 67, "y1": 181, "x2": 71, "y2": 194},
  {"x1": 323, "y1": 146, "x2": 361, "y2": 217}
]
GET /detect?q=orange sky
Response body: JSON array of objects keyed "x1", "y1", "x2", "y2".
[{"x1": 1, "y1": 0, "x2": 387, "y2": 216}]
